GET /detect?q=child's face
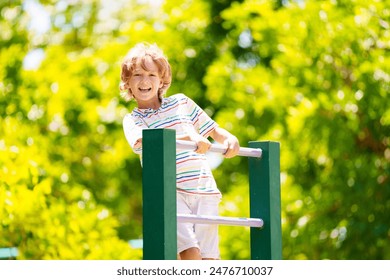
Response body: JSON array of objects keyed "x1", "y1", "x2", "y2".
[{"x1": 129, "y1": 56, "x2": 163, "y2": 107}]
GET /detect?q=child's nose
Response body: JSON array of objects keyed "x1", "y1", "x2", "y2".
[{"x1": 139, "y1": 76, "x2": 150, "y2": 84}]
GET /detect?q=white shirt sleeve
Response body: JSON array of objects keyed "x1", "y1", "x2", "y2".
[
  {"x1": 183, "y1": 95, "x2": 218, "y2": 137},
  {"x1": 122, "y1": 114, "x2": 144, "y2": 155}
]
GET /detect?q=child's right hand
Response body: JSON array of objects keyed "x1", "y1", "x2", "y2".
[{"x1": 190, "y1": 134, "x2": 212, "y2": 154}]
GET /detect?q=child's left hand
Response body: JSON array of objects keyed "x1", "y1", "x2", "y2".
[{"x1": 223, "y1": 136, "x2": 240, "y2": 158}]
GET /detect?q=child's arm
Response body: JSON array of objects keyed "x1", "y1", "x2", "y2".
[
  {"x1": 133, "y1": 138, "x2": 142, "y2": 149},
  {"x1": 178, "y1": 127, "x2": 240, "y2": 157},
  {"x1": 131, "y1": 134, "x2": 212, "y2": 154},
  {"x1": 132, "y1": 128, "x2": 239, "y2": 158},
  {"x1": 177, "y1": 133, "x2": 212, "y2": 154},
  {"x1": 208, "y1": 127, "x2": 240, "y2": 158}
]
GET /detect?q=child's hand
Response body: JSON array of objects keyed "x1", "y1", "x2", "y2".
[
  {"x1": 223, "y1": 136, "x2": 240, "y2": 158},
  {"x1": 190, "y1": 134, "x2": 212, "y2": 154}
]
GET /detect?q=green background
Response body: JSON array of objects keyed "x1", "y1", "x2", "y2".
[{"x1": 1, "y1": 0, "x2": 389, "y2": 260}]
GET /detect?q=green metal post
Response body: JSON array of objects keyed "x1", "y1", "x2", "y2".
[
  {"x1": 142, "y1": 129, "x2": 177, "y2": 260},
  {"x1": 248, "y1": 141, "x2": 282, "y2": 260}
]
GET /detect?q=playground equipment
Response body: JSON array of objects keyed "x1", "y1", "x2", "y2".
[{"x1": 142, "y1": 129, "x2": 281, "y2": 260}]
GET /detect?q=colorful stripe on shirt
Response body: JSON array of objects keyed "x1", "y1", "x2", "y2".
[{"x1": 124, "y1": 93, "x2": 220, "y2": 195}]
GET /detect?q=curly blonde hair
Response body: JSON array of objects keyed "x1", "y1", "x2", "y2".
[{"x1": 119, "y1": 43, "x2": 172, "y2": 102}]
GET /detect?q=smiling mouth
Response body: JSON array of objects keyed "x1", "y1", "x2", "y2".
[{"x1": 139, "y1": 87, "x2": 152, "y2": 93}]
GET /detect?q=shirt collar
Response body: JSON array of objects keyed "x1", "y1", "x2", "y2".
[{"x1": 133, "y1": 96, "x2": 168, "y2": 115}]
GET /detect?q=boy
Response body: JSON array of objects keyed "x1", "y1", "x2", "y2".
[{"x1": 120, "y1": 43, "x2": 240, "y2": 260}]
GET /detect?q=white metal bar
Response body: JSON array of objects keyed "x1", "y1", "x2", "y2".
[
  {"x1": 177, "y1": 214, "x2": 264, "y2": 228},
  {"x1": 176, "y1": 140, "x2": 262, "y2": 158}
]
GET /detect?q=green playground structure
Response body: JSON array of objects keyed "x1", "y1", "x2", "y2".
[{"x1": 142, "y1": 128, "x2": 282, "y2": 260}]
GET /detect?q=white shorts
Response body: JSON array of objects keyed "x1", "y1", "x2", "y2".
[{"x1": 177, "y1": 192, "x2": 221, "y2": 259}]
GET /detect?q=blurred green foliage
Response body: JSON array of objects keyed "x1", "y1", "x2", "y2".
[{"x1": 1, "y1": 0, "x2": 389, "y2": 259}]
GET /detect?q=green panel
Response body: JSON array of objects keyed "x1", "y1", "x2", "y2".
[
  {"x1": 142, "y1": 129, "x2": 177, "y2": 260},
  {"x1": 248, "y1": 141, "x2": 282, "y2": 260}
]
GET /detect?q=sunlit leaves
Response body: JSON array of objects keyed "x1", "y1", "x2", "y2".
[
  {"x1": 207, "y1": 0, "x2": 389, "y2": 259},
  {"x1": 1, "y1": 0, "x2": 389, "y2": 260}
]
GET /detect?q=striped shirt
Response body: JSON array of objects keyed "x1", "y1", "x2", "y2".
[{"x1": 123, "y1": 93, "x2": 220, "y2": 195}]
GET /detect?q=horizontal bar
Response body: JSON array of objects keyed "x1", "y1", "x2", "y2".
[
  {"x1": 177, "y1": 214, "x2": 264, "y2": 228},
  {"x1": 176, "y1": 140, "x2": 262, "y2": 158}
]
